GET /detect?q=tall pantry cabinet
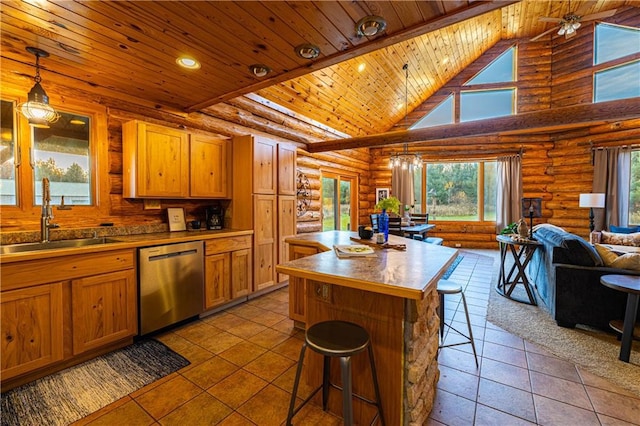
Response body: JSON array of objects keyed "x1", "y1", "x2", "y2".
[{"x1": 231, "y1": 135, "x2": 296, "y2": 292}]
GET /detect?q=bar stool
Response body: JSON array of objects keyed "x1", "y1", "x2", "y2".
[
  {"x1": 286, "y1": 320, "x2": 384, "y2": 426},
  {"x1": 437, "y1": 280, "x2": 478, "y2": 367}
]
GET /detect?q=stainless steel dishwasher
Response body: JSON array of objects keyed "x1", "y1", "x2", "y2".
[{"x1": 138, "y1": 241, "x2": 204, "y2": 335}]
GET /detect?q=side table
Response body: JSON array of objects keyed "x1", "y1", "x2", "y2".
[
  {"x1": 496, "y1": 235, "x2": 541, "y2": 305},
  {"x1": 600, "y1": 274, "x2": 640, "y2": 363}
]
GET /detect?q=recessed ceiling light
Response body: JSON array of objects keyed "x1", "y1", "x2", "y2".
[
  {"x1": 249, "y1": 64, "x2": 271, "y2": 78},
  {"x1": 358, "y1": 63, "x2": 366, "y2": 72},
  {"x1": 295, "y1": 44, "x2": 320, "y2": 60},
  {"x1": 176, "y1": 56, "x2": 201, "y2": 69},
  {"x1": 356, "y1": 15, "x2": 387, "y2": 37}
]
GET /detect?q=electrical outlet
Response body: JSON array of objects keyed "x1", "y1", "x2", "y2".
[
  {"x1": 455, "y1": 243, "x2": 462, "y2": 247},
  {"x1": 314, "y1": 282, "x2": 331, "y2": 302}
]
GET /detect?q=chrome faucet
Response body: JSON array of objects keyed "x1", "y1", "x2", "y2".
[{"x1": 40, "y1": 177, "x2": 59, "y2": 242}]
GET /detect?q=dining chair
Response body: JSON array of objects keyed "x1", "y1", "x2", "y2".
[
  {"x1": 369, "y1": 214, "x2": 379, "y2": 233},
  {"x1": 388, "y1": 217, "x2": 403, "y2": 236},
  {"x1": 411, "y1": 213, "x2": 429, "y2": 224}
]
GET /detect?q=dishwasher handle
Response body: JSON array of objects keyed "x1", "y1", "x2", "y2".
[{"x1": 148, "y1": 248, "x2": 198, "y2": 262}]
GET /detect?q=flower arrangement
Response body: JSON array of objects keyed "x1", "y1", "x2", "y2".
[{"x1": 375, "y1": 196, "x2": 401, "y2": 215}]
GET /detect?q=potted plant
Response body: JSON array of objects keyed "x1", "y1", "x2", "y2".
[{"x1": 374, "y1": 196, "x2": 401, "y2": 215}]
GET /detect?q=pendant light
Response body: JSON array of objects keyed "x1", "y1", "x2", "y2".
[
  {"x1": 18, "y1": 47, "x2": 60, "y2": 128},
  {"x1": 389, "y1": 63, "x2": 422, "y2": 172}
]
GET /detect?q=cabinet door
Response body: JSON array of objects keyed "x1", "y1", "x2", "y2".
[
  {"x1": 135, "y1": 122, "x2": 189, "y2": 197},
  {"x1": 72, "y1": 270, "x2": 137, "y2": 355},
  {"x1": 254, "y1": 194, "x2": 277, "y2": 291},
  {"x1": 288, "y1": 245, "x2": 318, "y2": 324},
  {"x1": 190, "y1": 135, "x2": 229, "y2": 198},
  {"x1": 204, "y1": 253, "x2": 231, "y2": 310},
  {"x1": 278, "y1": 144, "x2": 297, "y2": 195},
  {"x1": 277, "y1": 195, "x2": 297, "y2": 283},
  {"x1": 231, "y1": 248, "x2": 252, "y2": 298},
  {"x1": 1, "y1": 283, "x2": 64, "y2": 380},
  {"x1": 253, "y1": 138, "x2": 277, "y2": 194}
]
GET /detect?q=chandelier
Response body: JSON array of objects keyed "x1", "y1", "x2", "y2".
[
  {"x1": 557, "y1": 14, "x2": 581, "y2": 36},
  {"x1": 17, "y1": 47, "x2": 60, "y2": 128},
  {"x1": 389, "y1": 63, "x2": 422, "y2": 171}
]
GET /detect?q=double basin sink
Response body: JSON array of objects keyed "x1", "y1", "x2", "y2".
[{"x1": 1, "y1": 237, "x2": 122, "y2": 255}]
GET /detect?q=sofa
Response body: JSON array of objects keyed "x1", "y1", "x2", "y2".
[{"x1": 527, "y1": 224, "x2": 640, "y2": 330}]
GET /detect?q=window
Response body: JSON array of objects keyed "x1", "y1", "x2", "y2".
[
  {"x1": 466, "y1": 47, "x2": 515, "y2": 84},
  {"x1": 460, "y1": 89, "x2": 516, "y2": 122},
  {"x1": 321, "y1": 172, "x2": 358, "y2": 231},
  {"x1": 412, "y1": 95, "x2": 453, "y2": 129},
  {"x1": 630, "y1": 150, "x2": 640, "y2": 226},
  {"x1": 0, "y1": 100, "x2": 17, "y2": 205},
  {"x1": 32, "y1": 111, "x2": 92, "y2": 205},
  {"x1": 594, "y1": 23, "x2": 640, "y2": 103},
  {"x1": 414, "y1": 161, "x2": 497, "y2": 221}
]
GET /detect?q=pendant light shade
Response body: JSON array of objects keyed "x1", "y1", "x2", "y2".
[{"x1": 18, "y1": 47, "x2": 60, "y2": 128}]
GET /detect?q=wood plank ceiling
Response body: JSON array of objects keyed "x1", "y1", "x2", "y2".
[{"x1": 1, "y1": 0, "x2": 637, "y2": 139}]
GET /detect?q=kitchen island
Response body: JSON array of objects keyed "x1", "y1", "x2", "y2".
[{"x1": 276, "y1": 231, "x2": 458, "y2": 425}]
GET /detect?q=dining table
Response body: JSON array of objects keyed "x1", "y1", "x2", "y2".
[{"x1": 401, "y1": 223, "x2": 435, "y2": 239}]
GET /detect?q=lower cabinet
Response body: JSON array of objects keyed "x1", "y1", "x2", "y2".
[
  {"x1": 288, "y1": 244, "x2": 319, "y2": 325},
  {"x1": 72, "y1": 269, "x2": 137, "y2": 355},
  {"x1": 204, "y1": 236, "x2": 252, "y2": 310},
  {"x1": 1, "y1": 283, "x2": 64, "y2": 380}
]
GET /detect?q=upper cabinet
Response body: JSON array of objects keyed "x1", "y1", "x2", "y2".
[{"x1": 122, "y1": 120, "x2": 230, "y2": 199}]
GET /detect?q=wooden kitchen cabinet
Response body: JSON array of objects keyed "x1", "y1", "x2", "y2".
[
  {"x1": 72, "y1": 269, "x2": 137, "y2": 355},
  {"x1": 277, "y1": 195, "x2": 296, "y2": 283},
  {"x1": 288, "y1": 244, "x2": 319, "y2": 325},
  {"x1": 253, "y1": 137, "x2": 277, "y2": 195},
  {"x1": 0, "y1": 283, "x2": 64, "y2": 381},
  {"x1": 204, "y1": 235, "x2": 252, "y2": 311},
  {"x1": 278, "y1": 144, "x2": 297, "y2": 196},
  {"x1": 190, "y1": 134, "x2": 230, "y2": 198},
  {"x1": 253, "y1": 194, "x2": 277, "y2": 291},
  {"x1": 122, "y1": 120, "x2": 189, "y2": 198}
]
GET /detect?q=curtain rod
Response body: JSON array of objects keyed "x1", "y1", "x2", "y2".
[{"x1": 578, "y1": 141, "x2": 640, "y2": 149}]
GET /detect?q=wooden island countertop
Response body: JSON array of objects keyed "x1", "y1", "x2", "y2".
[{"x1": 276, "y1": 231, "x2": 458, "y2": 425}]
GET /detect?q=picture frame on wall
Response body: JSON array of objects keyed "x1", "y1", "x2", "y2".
[
  {"x1": 376, "y1": 188, "x2": 389, "y2": 205},
  {"x1": 167, "y1": 207, "x2": 186, "y2": 231}
]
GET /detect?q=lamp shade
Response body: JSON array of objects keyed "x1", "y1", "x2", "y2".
[
  {"x1": 579, "y1": 193, "x2": 605, "y2": 208},
  {"x1": 521, "y1": 197, "x2": 542, "y2": 218}
]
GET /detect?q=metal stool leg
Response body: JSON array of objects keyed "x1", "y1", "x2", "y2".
[
  {"x1": 322, "y1": 355, "x2": 331, "y2": 410},
  {"x1": 287, "y1": 342, "x2": 307, "y2": 426},
  {"x1": 460, "y1": 292, "x2": 479, "y2": 367},
  {"x1": 339, "y1": 356, "x2": 354, "y2": 426},
  {"x1": 367, "y1": 344, "x2": 385, "y2": 425},
  {"x1": 439, "y1": 292, "x2": 445, "y2": 339}
]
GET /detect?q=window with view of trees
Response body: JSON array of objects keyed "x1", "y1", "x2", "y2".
[
  {"x1": 413, "y1": 161, "x2": 497, "y2": 221},
  {"x1": 321, "y1": 172, "x2": 357, "y2": 231},
  {"x1": 32, "y1": 111, "x2": 92, "y2": 205},
  {"x1": 593, "y1": 23, "x2": 640, "y2": 103},
  {"x1": 630, "y1": 150, "x2": 640, "y2": 226}
]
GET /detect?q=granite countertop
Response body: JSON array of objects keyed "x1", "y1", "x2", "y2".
[
  {"x1": 278, "y1": 231, "x2": 458, "y2": 299},
  {"x1": 0, "y1": 228, "x2": 253, "y2": 264}
]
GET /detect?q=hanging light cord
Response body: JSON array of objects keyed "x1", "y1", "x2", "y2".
[{"x1": 33, "y1": 53, "x2": 42, "y2": 84}]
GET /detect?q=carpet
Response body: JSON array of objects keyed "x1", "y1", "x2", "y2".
[
  {"x1": 1, "y1": 339, "x2": 190, "y2": 426},
  {"x1": 487, "y1": 276, "x2": 640, "y2": 397},
  {"x1": 442, "y1": 255, "x2": 463, "y2": 280}
]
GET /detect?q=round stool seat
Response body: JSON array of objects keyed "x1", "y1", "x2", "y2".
[
  {"x1": 306, "y1": 320, "x2": 370, "y2": 356},
  {"x1": 437, "y1": 281, "x2": 463, "y2": 295}
]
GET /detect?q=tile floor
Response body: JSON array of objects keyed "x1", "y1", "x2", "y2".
[{"x1": 73, "y1": 249, "x2": 640, "y2": 426}]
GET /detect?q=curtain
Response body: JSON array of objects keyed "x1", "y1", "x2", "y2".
[
  {"x1": 593, "y1": 147, "x2": 631, "y2": 229},
  {"x1": 496, "y1": 155, "x2": 523, "y2": 233},
  {"x1": 391, "y1": 167, "x2": 415, "y2": 216}
]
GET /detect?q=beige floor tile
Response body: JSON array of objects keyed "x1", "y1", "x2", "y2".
[
  {"x1": 481, "y1": 340, "x2": 527, "y2": 368},
  {"x1": 290, "y1": 403, "x2": 343, "y2": 425},
  {"x1": 228, "y1": 304, "x2": 269, "y2": 321},
  {"x1": 576, "y1": 366, "x2": 640, "y2": 398},
  {"x1": 270, "y1": 318, "x2": 300, "y2": 336},
  {"x1": 483, "y1": 328, "x2": 525, "y2": 350},
  {"x1": 526, "y1": 352, "x2": 582, "y2": 383},
  {"x1": 272, "y1": 336, "x2": 305, "y2": 361},
  {"x1": 480, "y1": 358, "x2": 531, "y2": 391},
  {"x1": 202, "y1": 312, "x2": 249, "y2": 329},
  {"x1": 227, "y1": 321, "x2": 269, "y2": 339},
  {"x1": 173, "y1": 321, "x2": 223, "y2": 344},
  {"x1": 181, "y1": 355, "x2": 239, "y2": 389},
  {"x1": 530, "y1": 371, "x2": 592, "y2": 410},
  {"x1": 134, "y1": 376, "x2": 203, "y2": 420},
  {"x1": 585, "y1": 385, "x2": 640, "y2": 424},
  {"x1": 198, "y1": 331, "x2": 244, "y2": 354},
  {"x1": 75, "y1": 399, "x2": 154, "y2": 426},
  {"x1": 474, "y1": 403, "x2": 537, "y2": 426},
  {"x1": 438, "y1": 347, "x2": 482, "y2": 375},
  {"x1": 272, "y1": 364, "x2": 318, "y2": 399},
  {"x1": 236, "y1": 384, "x2": 292, "y2": 426},
  {"x1": 437, "y1": 364, "x2": 480, "y2": 401},
  {"x1": 597, "y1": 413, "x2": 640, "y2": 425},
  {"x1": 477, "y1": 378, "x2": 536, "y2": 422},
  {"x1": 533, "y1": 394, "x2": 600, "y2": 426},
  {"x1": 244, "y1": 351, "x2": 296, "y2": 382},
  {"x1": 217, "y1": 412, "x2": 258, "y2": 425},
  {"x1": 429, "y1": 388, "x2": 476, "y2": 426},
  {"x1": 208, "y1": 369, "x2": 269, "y2": 409},
  {"x1": 158, "y1": 392, "x2": 231, "y2": 425},
  {"x1": 174, "y1": 343, "x2": 215, "y2": 370},
  {"x1": 248, "y1": 327, "x2": 290, "y2": 349},
  {"x1": 219, "y1": 340, "x2": 268, "y2": 367}
]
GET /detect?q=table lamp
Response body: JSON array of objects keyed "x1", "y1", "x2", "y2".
[
  {"x1": 521, "y1": 197, "x2": 542, "y2": 239},
  {"x1": 579, "y1": 193, "x2": 605, "y2": 232}
]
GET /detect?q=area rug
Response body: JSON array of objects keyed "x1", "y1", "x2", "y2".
[
  {"x1": 1, "y1": 339, "x2": 190, "y2": 426},
  {"x1": 442, "y1": 255, "x2": 463, "y2": 280},
  {"x1": 487, "y1": 280, "x2": 640, "y2": 397}
]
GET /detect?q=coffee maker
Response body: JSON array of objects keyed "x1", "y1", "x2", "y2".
[{"x1": 205, "y1": 205, "x2": 224, "y2": 230}]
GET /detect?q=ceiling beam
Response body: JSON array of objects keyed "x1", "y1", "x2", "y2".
[
  {"x1": 307, "y1": 99, "x2": 640, "y2": 153},
  {"x1": 185, "y1": 1, "x2": 517, "y2": 112}
]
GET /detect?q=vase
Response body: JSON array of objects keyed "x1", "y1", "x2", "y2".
[{"x1": 378, "y1": 209, "x2": 389, "y2": 243}]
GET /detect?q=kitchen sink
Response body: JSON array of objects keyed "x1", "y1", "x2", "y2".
[{"x1": 0, "y1": 237, "x2": 122, "y2": 255}]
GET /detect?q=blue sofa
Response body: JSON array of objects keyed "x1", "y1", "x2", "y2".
[{"x1": 527, "y1": 224, "x2": 640, "y2": 330}]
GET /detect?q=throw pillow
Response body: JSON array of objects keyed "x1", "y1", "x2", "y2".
[
  {"x1": 600, "y1": 231, "x2": 640, "y2": 247},
  {"x1": 609, "y1": 253, "x2": 640, "y2": 271},
  {"x1": 609, "y1": 225, "x2": 640, "y2": 234},
  {"x1": 594, "y1": 244, "x2": 619, "y2": 266}
]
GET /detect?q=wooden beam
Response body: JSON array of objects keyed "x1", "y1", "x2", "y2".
[
  {"x1": 185, "y1": 1, "x2": 518, "y2": 112},
  {"x1": 307, "y1": 99, "x2": 640, "y2": 152}
]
